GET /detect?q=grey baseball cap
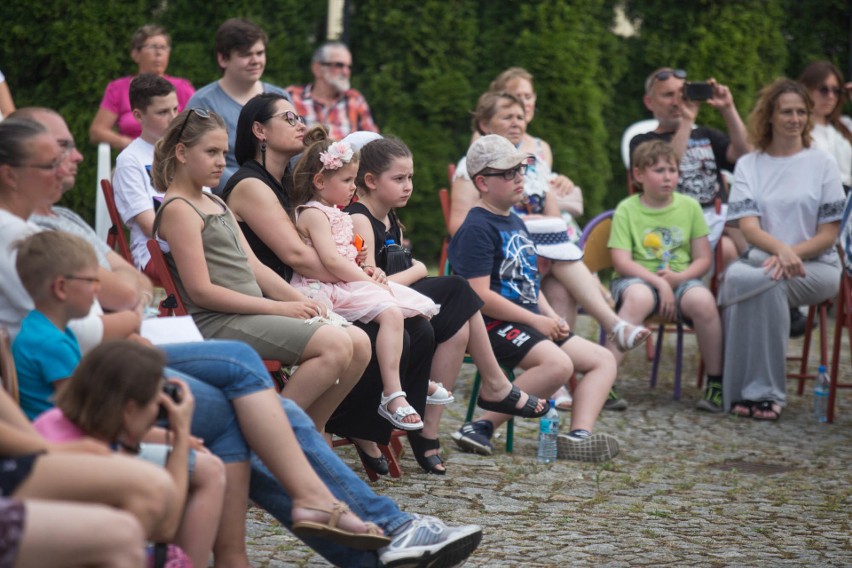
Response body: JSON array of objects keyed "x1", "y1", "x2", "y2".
[{"x1": 466, "y1": 134, "x2": 530, "y2": 178}]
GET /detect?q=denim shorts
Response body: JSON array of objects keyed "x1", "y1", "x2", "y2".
[{"x1": 611, "y1": 277, "x2": 706, "y2": 325}]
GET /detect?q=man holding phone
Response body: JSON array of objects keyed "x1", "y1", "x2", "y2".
[{"x1": 629, "y1": 68, "x2": 752, "y2": 275}]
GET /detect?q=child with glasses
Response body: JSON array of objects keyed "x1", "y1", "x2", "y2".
[
  {"x1": 449, "y1": 134, "x2": 620, "y2": 462},
  {"x1": 288, "y1": 127, "x2": 439, "y2": 431}
]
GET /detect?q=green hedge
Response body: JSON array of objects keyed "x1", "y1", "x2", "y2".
[{"x1": 1, "y1": 0, "x2": 849, "y2": 263}]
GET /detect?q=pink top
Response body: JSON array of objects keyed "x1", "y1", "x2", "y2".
[
  {"x1": 33, "y1": 407, "x2": 86, "y2": 442},
  {"x1": 99, "y1": 75, "x2": 195, "y2": 139}
]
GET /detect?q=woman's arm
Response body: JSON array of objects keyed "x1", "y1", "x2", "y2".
[
  {"x1": 791, "y1": 222, "x2": 840, "y2": 260},
  {"x1": 449, "y1": 177, "x2": 479, "y2": 236},
  {"x1": 0, "y1": 79, "x2": 15, "y2": 117},
  {"x1": 89, "y1": 107, "x2": 131, "y2": 150},
  {"x1": 227, "y1": 178, "x2": 336, "y2": 281},
  {"x1": 739, "y1": 216, "x2": 805, "y2": 279},
  {"x1": 159, "y1": 199, "x2": 307, "y2": 316}
]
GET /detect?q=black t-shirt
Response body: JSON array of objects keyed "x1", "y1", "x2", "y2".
[
  {"x1": 630, "y1": 126, "x2": 733, "y2": 206},
  {"x1": 344, "y1": 201, "x2": 402, "y2": 270},
  {"x1": 221, "y1": 160, "x2": 294, "y2": 282}
]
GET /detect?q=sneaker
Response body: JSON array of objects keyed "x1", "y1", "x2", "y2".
[
  {"x1": 556, "y1": 432, "x2": 620, "y2": 462},
  {"x1": 379, "y1": 514, "x2": 483, "y2": 568},
  {"x1": 603, "y1": 388, "x2": 628, "y2": 411},
  {"x1": 696, "y1": 383, "x2": 723, "y2": 413},
  {"x1": 450, "y1": 420, "x2": 494, "y2": 455}
]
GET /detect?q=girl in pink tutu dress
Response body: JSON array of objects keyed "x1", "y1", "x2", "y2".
[{"x1": 290, "y1": 131, "x2": 439, "y2": 431}]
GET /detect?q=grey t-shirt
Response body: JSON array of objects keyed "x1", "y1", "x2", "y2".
[{"x1": 187, "y1": 81, "x2": 291, "y2": 192}]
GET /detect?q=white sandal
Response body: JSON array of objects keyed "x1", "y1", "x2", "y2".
[
  {"x1": 426, "y1": 381, "x2": 455, "y2": 405},
  {"x1": 378, "y1": 391, "x2": 424, "y2": 430},
  {"x1": 609, "y1": 320, "x2": 651, "y2": 352}
]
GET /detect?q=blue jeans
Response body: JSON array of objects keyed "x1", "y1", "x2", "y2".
[
  {"x1": 250, "y1": 398, "x2": 412, "y2": 568},
  {"x1": 157, "y1": 340, "x2": 411, "y2": 565}
]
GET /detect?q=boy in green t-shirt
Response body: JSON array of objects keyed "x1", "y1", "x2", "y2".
[{"x1": 607, "y1": 140, "x2": 723, "y2": 412}]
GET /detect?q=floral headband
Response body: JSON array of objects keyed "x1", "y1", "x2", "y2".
[{"x1": 319, "y1": 141, "x2": 355, "y2": 171}]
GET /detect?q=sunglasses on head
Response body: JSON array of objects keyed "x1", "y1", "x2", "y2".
[
  {"x1": 176, "y1": 108, "x2": 211, "y2": 142},
  {"x1": 818, "y1": 85, "x2": 843, "y2": 97},
  {"x1": 479, "y1": 163, "x2": 528, "y2": 181},
  {"x1": 646, "y1": 69, "x2": 687, "y2": 92}
]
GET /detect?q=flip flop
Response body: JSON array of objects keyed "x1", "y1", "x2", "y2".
[
  {"x1": 292, "y1": 501, "x2": 391, "y2": 550},
  {"x1": 426, "y1": 381, "x2": 455, "y2": 405},
  {"x1": 609, "y1": 320, "x2": 651, "y2": 352},
  {"x1": 477, "y1": 385, "x2": 549, "y2": 418}
]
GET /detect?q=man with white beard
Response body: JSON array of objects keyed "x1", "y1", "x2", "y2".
[{"x1": 287, "y1": 41, "x2": 379, "y2": 139}]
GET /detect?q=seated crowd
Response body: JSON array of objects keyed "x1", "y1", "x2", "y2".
[{"x1": 0, "y1": 14, "x2": 848, "y2": 568}]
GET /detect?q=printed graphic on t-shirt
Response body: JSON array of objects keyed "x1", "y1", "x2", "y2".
[
  {"x1": 641, "y1": 226, "x2": 685, "y2": 270},
  {"x1": 498, "y1": 230, "x2": 538, "y2": 304},
  {"x1": 680, "y1": 136, "x2": 720, "y2": 204}
]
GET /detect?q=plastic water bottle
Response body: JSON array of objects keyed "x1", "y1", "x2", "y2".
[
  {"x1": 537, "y1": 400, "x2": 559, "y2": 464},
  {"x1": 814, "y1": 365, "x2": 830, "y2": 423}
]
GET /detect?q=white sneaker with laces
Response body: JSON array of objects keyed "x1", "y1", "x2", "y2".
[{"x1": 378, "y1": 514, "x2": 482, "y2": 568}]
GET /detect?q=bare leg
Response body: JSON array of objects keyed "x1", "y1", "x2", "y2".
[
  {"x1": 540, "y1": 274, "x2": 577, "y2": 327},
  {"x1": 13, "y1": 452, "x2": 175, "y2": 542},
  {"x1": 679, "y1": 287, "x2": 723, "y2": 376},
  {"x1": 603, "y1": 283, "x2": 656, "y2": 366},
  {"x1": 212, "y1": 462, "x2": 252, "y2": 568},
  {"x1": 230, "y1": 390, "x2": 382, "y2": 537},
  {"x1": 549, "y1": 261, "x2": 622, "y2": 332},
  {"x1": 476, "y1": 341, "x2": 570, "y2": 429},
  {"x1": 176, "y1": 452, "x2": 226, "y2": 568},
  {"x1": 285, "y1": 325, "x2": 368, "y2": 431},
  {"x1": 15, "y1": 500, "x2": 146, "y2": 568},
  {"x1": 374, "y1": 309, "x2": 420, "y2": 424},
  {"x1": 561, "y1": 337, "x2": 617, "y2": 432}
]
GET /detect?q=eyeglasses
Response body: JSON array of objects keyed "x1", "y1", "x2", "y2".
[
  {"x1": 320, "y1": 61, "x2": 352, "y2": 71},
  {"x1": 266, "y1": 110, "x2": 307, "y2": 127},
  {"x1": 11, "y1": 152, "x2": 67, "y2": 172},
  {"x1": 64, "y1": 275, "x2": 101, "y2": 285},
  {"x1": 479, "y1": 163, "x2": 528, "y2": 181},
  {"x1": 646, "y1": 68, "x2": 687, "y2": 92},
  {"x1": 141, "y1": 44, "x2": 171, "y2": 53},
  {"x1": 818, "y1": 85, "x2": 843, "y2": 97},
  {"x1": 176, "y1": 108, "x2": 211, "y2": 142}
]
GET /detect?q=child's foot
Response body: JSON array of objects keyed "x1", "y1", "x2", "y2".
[
  {"x1": 378, "y1": 391, "x2": 423, "y2": 430},
  {"x1": 426, "y1": 381, "x2": 454, "y2": 405},
  {"x1": 292, "y1": 500, "x2": 390, "y2": 550},
  {"x1": 603, "y1": 388, "x2": 629, "y2": 411},
  {"x1": 609, "y1": 320, "x2": 651, "y2": 352},
  {"x1": 556, "y1": 430, "x2": 620, "y2": 462},
  {"x1": 451, "y1": 420, "x2": 494, "y2": 455},
  {"x1": 552, "y1": 385, "x2": 573, "y2": 410},
  {"x1": 478, "y1": 379, "x2": 547, "y2": 416},
  {"x1": 696, "y1": 382, "x2": 723, "y2": 413}
]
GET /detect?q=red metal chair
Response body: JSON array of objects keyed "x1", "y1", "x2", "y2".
[
  {"x1": 101, "y1": 179, "x2": 133, "y2": 264},
  {"x1": 828, "y1": 272, "x2": 852, "y2": 423}
]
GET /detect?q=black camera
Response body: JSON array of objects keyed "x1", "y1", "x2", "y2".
[
  {"x1": 156, "y1": 382, "x2": 182, "y2": 421},
  {"x1": 684, "y1": 81, "x2": 714, "y2": 101}
]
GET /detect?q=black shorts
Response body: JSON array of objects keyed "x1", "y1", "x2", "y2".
[
  {"x1": 483, "y1": 317, "x2": 573, "y2": 370},
  {"x1": 0, "y1": 454, "x2": 41, "y2": 497}
]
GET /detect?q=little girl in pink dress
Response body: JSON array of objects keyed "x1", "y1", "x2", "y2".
[{"x1": 291, "y1": 138, "x2": 438, "y2": 430}]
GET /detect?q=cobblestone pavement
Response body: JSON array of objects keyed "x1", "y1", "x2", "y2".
[{"x1": 245, "y1": 316, "x2": 852, "y2": 567}]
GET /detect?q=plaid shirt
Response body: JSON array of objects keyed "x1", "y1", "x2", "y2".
[{"x1": 287, "y1": 83, "x2": 379, "y2": 139}]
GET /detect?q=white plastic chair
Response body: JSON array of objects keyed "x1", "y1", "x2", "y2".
[
  {"x1": 620, "y1": 119, "x2": 659, "y2": 169},
  {"x1": 94, "y1": 142, "x2": 112, "y2": 243}
]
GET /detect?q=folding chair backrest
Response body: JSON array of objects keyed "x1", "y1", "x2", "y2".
[
  {"x1": 146, "y1": 240, "x2": 188, "y2": 316},
  {"x1": 580, "y1": 211, "x2": 615, "y2": 275},
  {"x1": 101, "y1": 179, "x2": 133, "y2": 263},
  {"x1": 0, "y1": 326, "x2": 19, "y2": 404}
]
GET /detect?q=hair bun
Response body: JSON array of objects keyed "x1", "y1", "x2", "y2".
[{"x1": 302, "y1": 125, "x2": 330, "y2": 147}]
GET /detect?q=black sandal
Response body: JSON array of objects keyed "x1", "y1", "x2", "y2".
[
  {"x1": 753, "y1": 400, "x2": 781, "y2": 421},
  {"x1": 730, "y1": 400, "x2": 756, "y2": 418},
  {"x1": 350, "y1": 439, "x2": 389, "y2": 476},
  {"x1": 408, "y1": 431, "x2": 446, "y2": 475},
  {"x1": 477, "y1": 385, "x2": 548, "y2": 418}
]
